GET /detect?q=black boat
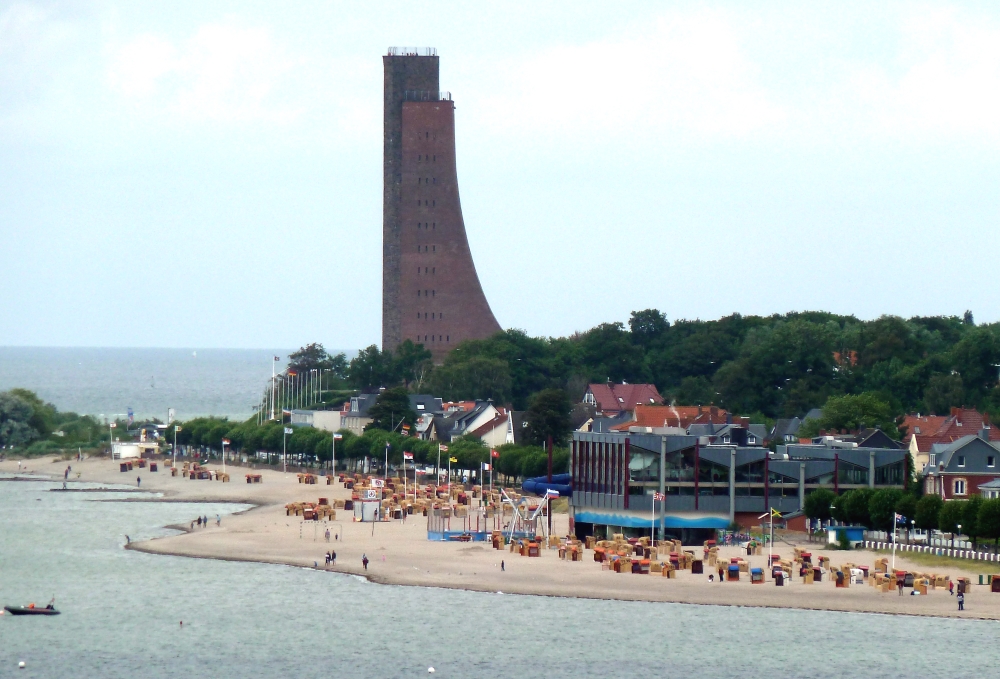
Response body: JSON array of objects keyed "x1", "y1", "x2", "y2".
[{"x1": 4, "y1": 599, "x2": 59, "y2": 616}]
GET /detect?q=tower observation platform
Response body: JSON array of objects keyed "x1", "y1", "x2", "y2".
[{"x1": 382, "y1": 49, "x2": 501, "y2": 363}]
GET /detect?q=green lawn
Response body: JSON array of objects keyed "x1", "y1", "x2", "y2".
[{"x1": 873, "y1": 548, "x2": 1000, "y2": 574}]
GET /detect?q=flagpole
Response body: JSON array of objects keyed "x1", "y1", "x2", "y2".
[{"x1": 892, "y1": 515, "x2": 897, "y2": 571}]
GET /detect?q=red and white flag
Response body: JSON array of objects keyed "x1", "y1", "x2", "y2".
[
  {"x1": 490, "y1": 449, "x2": 499, "y2": 458},
  {"x1": 653, "y1": 492, "x2": 665, "y2": 502},
  {"x1": 439, "y1": 444, "x2": 448, "y2": 452},
  {"x1": 545, "y1": 489, "x2": 560, "y2": 498},
  {"x1": 403, "y1": 451, "x2": 414, "y2": 460},
  {"x1": 482, "y1": 463, "x2": 491, "y2": 471}
]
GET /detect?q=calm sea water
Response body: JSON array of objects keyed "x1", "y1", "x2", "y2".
[
  {"x1": 0, "y1": 347, "x2": 317, "y2": 421},
  {"x1": 1, "y1": 477, "x2": 998, "y2": 678}
]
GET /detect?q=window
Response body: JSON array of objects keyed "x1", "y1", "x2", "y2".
[
  {"x1": 417, "y1": 404, "x2": 425, "y2": 411},
  {"x1": 417, "y1": 290, "x2": 421, "y2": 297},
  {"x1": 432, "y1": 290, "x2": 435, "y2": 297},
  {"x1": 954, "y1": 479, "x2": 967, "y2": 495},
  {"x1": 990, "y1": 456, "x2": 996, "y2": 468},
  {"x1": 432, "y1": 267, "x2": 435, "y2": 274},
  {"x1": 433, "y1": 155, "x2": 436, "y2": 161},
  {"x1": 432, "y1": 222, "x2": 436, "y2": 229},
  {"x1": 432, "y1": 245, "x2": 436, "y2": 252},
  {"x1": 957, "y1": 455, "x2": 966, "y2": 468},
  {"x1": 446, "y1": 335, "x2": 449, "y2": 342}
]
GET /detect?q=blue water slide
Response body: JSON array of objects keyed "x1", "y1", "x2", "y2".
[{"x1": 521, "y1": 473, "x2": 572, "y2": 498}]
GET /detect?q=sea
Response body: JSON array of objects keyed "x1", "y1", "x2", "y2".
[
  {"x1": 0, "y1": 347, "x2": 345, "y2": 422},
  {"x1": 1, "y1": 477, "x2": 997, "y2": 678}
]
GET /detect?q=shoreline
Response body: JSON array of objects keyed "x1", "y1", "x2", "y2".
[{"x1": 6, "y1": 456, "x2": 1000, "y2": 622}]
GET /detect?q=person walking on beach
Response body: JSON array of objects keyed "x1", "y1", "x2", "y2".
[
  {"x1": 958, "y1": 592, "x2": 965, "y2": 611},
  {"x1": 216, "y1": 514, "x2": 220, "y2": 527},
  {"x1": 362, "y1": 554, "x2": 369, "y2": 570},
  {"x1": 331, "y1": 550, "x2": 336, "y2": 565},
  {"x1": 136, "y1": 476, "x2": 141, "y2": 487},
  {"x1": 501, "y1": 560, "x2": 505, "y2": 572},
  {"x1": 197, "y1": 516, "x2": 202, "y2": 527},
  {"x1": 325, "y1": 527, "x2": 331, "y2": 542},
  {"x1": 949, "y1": 580, "x2": 954, "y2": 595},
  {"x1": 202, "y1": 515, "x2": 207, "y2": 527}
]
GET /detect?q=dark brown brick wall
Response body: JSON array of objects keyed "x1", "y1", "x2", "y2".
[
  {"x1": 383, "y1": 55, "x2": 439, "y2": 352},
  {"x1": 382, "y1": 55, "x2": 501, "y2": 362},
  {"x1": 397, "y1": 100, "x2": 501, "y2": 362}
]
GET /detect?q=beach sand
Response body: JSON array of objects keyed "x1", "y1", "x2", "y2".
[{"x1": 5, "y1": 455, "x2": 999, "y2": 620}]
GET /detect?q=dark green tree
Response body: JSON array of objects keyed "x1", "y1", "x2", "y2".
[
  {"x1": 524, "y1": 388, "x2": 573, "y2": 446},
  {"x1": 364, "y1": 387, "x2": 417, "y2": 433},
  {"x1": 914, "y1": 494, "x2": 944, "y2": 532},
  {"x1": 393, "y1": 340, "x2": 433, "y2": 390},
  {"x1": 803, "y1": 488, "x2": 836, "y2": 523},
  {"x1": 798, "y1": 392, "x2": 900, "y2": 439},
  {"x1": 923, "y1": 374, "x2": 964, "y2": 415},
  {"x1": 938, "y1": 499, "x2": 965, "y2": 536},
  {"x1": 844, "y1": 488, "x2": 874, "y2": 527},
  {"x1": 963, "y1": 494, "x2": 984, "y2": 548},
  {"x1": 0, "y1": 391, "x2": 41, "y2": 447},
  {"x1": 287, "y1": 343, "x2": 338, "y2": 376},
  {"x1": 868, "y1": 488, "x2": 904, "y2": 532},
  {"x1": 976, "y1": 498, "x2": 1000, "y2": 548},
  {"x1": 348, "y1": 345, "x2": 398, "y2": 389}
]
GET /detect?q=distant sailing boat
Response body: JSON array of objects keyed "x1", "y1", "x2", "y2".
[{"x1": 151, "y1": 376, "x2": 155, "y2": 388}]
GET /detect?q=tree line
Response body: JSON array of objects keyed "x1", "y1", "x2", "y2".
[
  {"x1": 0, "y1": 389, "x2": 105, "y2": 455},
  {"x1": 804, "y1": 487, "x2": 1000, "y2": 549},
  {"x1": 324, "y1": 310, "x2": 997, "y2": 424}
]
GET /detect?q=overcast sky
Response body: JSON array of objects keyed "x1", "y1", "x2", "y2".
[{"x1": 2, "y1": 1, "x2": 998, "y2": 350}]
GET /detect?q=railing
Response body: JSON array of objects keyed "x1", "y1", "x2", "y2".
[
  {"x1": 864, "y1": 540, "x2": 1000, "y2": 563},
  {"x1": 403, "y1": 90, "x2": 451, "y2": 102},
  {"x1": 387, "y1": 47, "x2": 437, "y2": 57}
]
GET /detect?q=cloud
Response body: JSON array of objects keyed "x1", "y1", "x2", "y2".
[
  {"x1": 475, "y1": 10, "x2": 787, "y2": 140},
  {"x1": 106, "y1": 22, "x2": 302, "y2": 124}
]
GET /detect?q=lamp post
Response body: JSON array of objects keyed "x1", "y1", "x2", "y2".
[
  {"x1": 270, "y1": 355, "x2": 279, "y2": 420},
  {"x1": 956, "y1": 523, "x2": 962, "y2": 550},
  {"x1": 283, "y1": 426, "x2": 292, "y2": 474},
  {"x1": 173, "y1": 425, "x2": 182, "y2": 469}
]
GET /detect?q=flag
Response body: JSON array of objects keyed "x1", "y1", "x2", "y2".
[
  {"x1": 333, "y1": 433, "x2": 343, "y2": 440},
  {"x1": 770, "y1": 508, "x2": 782, "y2": 518},
  {"x1": 653, "y1": 492, "x2": 665, "y2": 502},
  {"x1": 482, "y1": 463, "x2": 491, "y2": 471},
  {"x1": 284, "y1": 427, "x2": 293, "y2": 435},
  {"x1": 491, "y1": 449, "x2": 499, "y2": 458},
  {"x1": 403, "y1": 451, "x2": 413, "y2": 460},
  {"x1": 175, "y1": 426, "x2": 182, "y2": 432},
  {"x1": 895, "y1": 513, "x2": 906, "y2": 523},
  {"x1": 127, "y1": 408, "x2": 134, "y2": 425},
  {"x1": 167, "y1": 408, "x2": 175, "y2": 424},
  {"x1": 109, "y1": 422, "x2": 117, "y2": 429},
  {"x1": 439, "y1": 444, "x2": 448, "y2": 452},
  {"x1": 222, "y1": 439, "x2": 230, "y2": 446},
  {"x1": 545, "y1": 489, "x2": 560, "y2": 498},
  {"x1": 288, "y1": 370, "x2": 297, "y2": 376},
  {"x1": 449, "y1": 457, "x2": 458, "y2": 463},
  {"x1": 282, "y1": 409, "x2": 292, "y2": 415},
  {"x1": 274, "y1": 356, "x2": 280, "y2": 361}
]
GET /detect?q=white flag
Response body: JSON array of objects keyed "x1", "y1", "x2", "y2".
[
  {"x1": 482, "y1": 463, "x2": 490, "y2": 471},
  {"x1": 284, "y1": 427, "x2": 293, "y2": 435}
]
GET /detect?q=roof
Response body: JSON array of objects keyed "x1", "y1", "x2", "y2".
[
  {"x1": 904, "y1": 408, "x2": 1000, "y2": 452},
  {"x1": 586, "y1": 383, "x2": 663, "y2": 414},
  {"x1": 610, "y1": 405, "x2": 732, "y2": 432},
  {"x1": 469, "y1": 413, "x2": 508, "y2": 438},
  {"x1": 924, "y1": 434, "x2": 1000, "y2": 474}
]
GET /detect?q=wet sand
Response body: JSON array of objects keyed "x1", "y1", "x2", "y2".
[{"x1": 5, "y1": 455, "x2": 999, "y2": 620}]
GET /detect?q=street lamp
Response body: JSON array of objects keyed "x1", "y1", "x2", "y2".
[
  {"x1": 956, "y1": 524, "x2": 962, "y2": 550},
  {"x1": 173, "y1": 425, "x2": 183, "y2": 470}
]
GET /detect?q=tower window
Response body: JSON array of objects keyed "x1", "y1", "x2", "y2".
[
  {"x1": 446, "y1": 335, "x2": 450, "y2": 342},
  {"x1": 432, "y1": 178, "x2": 436, "y2": 184},
  {"x1": 433, "y1": 155, "x2": 436, "y2": 161},
  {"x1": 418, "y1": 178, "x2": 422, "y2": 185},
  {"x1": 416, "y1": 312, "x2": 420, "y2": 318},
  {"x1": 426, "y1": 132, "x2": 429, "y2": 139},
  {"x1": 432, "y1": 267, "x2": 435, "y2": 274},
  {"x1": 432, "y1": 313, "x2": 435, "y2": 319},
  {"x1": 432, "y1": 200, "x2": 436, "y2": 206},
  {"x1": 432, "y1": 223, "x2": 436, "y2": 229},
  {"x1": 432, "y1": 290, "x2": 435, "y2": 297},
  {"x1": 432, "y1": 245, "x2": 436, "y2": 252},
  {"x1": 417, "y1": 290, "x2": 421, "y2": 297}
]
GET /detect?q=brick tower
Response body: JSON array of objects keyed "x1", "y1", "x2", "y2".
[{"x1": 382, "y1": 48, "x2": 502, "y2": 362}]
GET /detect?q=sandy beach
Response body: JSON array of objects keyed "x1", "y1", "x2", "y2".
[{"x1": 5, "y1": 454, "x2": 1000, "y2": 620}]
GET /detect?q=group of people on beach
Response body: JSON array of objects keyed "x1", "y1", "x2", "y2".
[
  {"x1": 324, "y1": 550, "x2": 337, "y2": 566},
  {"x1": 189, "y1": 515, "x2": 220, "y2": 530}
]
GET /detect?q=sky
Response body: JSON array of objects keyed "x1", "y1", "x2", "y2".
[{"x1": 1, "y1": 1, "x2": 999, "y2": 350}]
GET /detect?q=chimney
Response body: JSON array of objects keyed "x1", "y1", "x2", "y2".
[{"x1": 980, "y1": 427, "x2": 990, "y2": 441}]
